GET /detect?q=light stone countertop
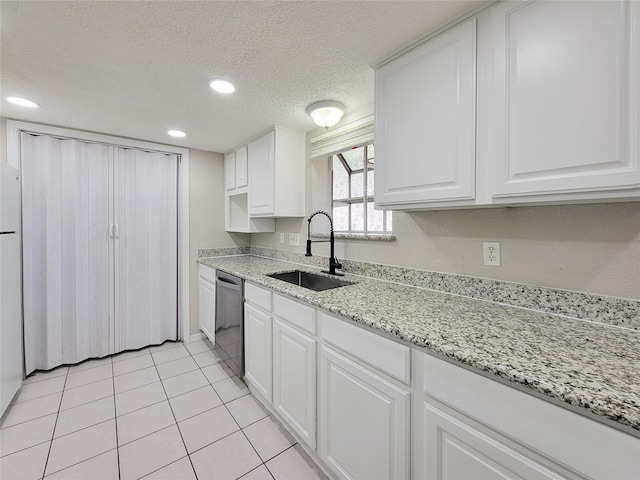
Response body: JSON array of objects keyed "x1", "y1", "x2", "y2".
[{"x1": 198, "y1": 254, "x2": 640, "y2": 435}]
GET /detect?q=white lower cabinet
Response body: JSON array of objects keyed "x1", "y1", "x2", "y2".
[
  {"x1": 318, "y1": 345, "x2": 410, "y2": 480},
  {"x1": 244, "y1": 303, "x2": 272, "y2": 402},
  {"x1": 241, "y1": 284, "x2": 639, "y2": 480},
  {"x1": 272, "y1": 318, "x2": 316, "y2": 450},
  {"x1": 423, "y1": 401, "x2": 570, "y2": 480},
  {"x1": 417, "y1": 352, "x2": 640, "y2": 480},
  {"x1": 197, "y1": 264, "x2": 216, "y2": 344}
]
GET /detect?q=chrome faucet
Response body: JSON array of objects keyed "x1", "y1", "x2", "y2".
[{"x1": 305, "y1": 210, "x2": 344, "y2": 276}]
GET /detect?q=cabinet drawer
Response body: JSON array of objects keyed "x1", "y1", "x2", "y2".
[
  {"x1": 198, "y1": 264, "x2": 216, "y2": 283},
  {"x1": 319, "y1": 311, "x2": 410, "y2": 385},
  {"x1": 245, "y1": 282, "x2": 272, "y2": 312},
  {"x1": 273, "y1": 294, "x2": 315, "y2": 334}
]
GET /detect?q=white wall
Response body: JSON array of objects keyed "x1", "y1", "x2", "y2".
[
  {"x1": 251, "y1": 106, "x2": 640, "y2": 301},
  {"x1": 188, "y1": 148, "x2": 249, "y2": 336}
]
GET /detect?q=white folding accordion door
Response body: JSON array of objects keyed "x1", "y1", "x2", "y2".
[{"x1": 21, "y1": 133, "x2": 178, "y2": 374}]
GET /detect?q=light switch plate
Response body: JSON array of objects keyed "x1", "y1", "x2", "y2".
[
  {"x1": 289, "y1": 233, "x2": 300, "y2": 246},
  {"x1": 279, "y1": 232, "x2": 285, "y2": 244}
]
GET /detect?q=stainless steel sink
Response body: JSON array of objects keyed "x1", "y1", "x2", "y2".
[{"x1": 267, "y1": 270, "x2": 354, "y2": 292}]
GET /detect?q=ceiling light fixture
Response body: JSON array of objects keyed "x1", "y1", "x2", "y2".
[
  {"x1": 307, "y1": 101, "x2": 345, "y2": 128},
  {"x1": 209, "y1": 79, "x2": 236, "y2": 94},
  {"x1": 167, "y1": 130, "x2": 186, "y2": 138},
  {"x1": 7, "y1": 96, "x2": 39, "y2": 108}
]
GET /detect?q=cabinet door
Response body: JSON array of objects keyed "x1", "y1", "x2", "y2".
[
  {"x1": 318, "y1": 345, "x2": 410, "y2": 480},
  {"x1": 422, "y1": 401, "x2": 573, "y2": 480},
  {"x1": 488, "y1": 1, "x2": 640, "y2": 199},
  {"x1": 248, "y1": 131, "x2": 275, "y2": 216},
  {"x1": 235, "y1": 145, "x2": 248, "y2": 188},
  {"x1": 225, "y1": 151, "x2": 236, "y2": 191},
  {"x1": 244, "y1": 303, "x2": 272, "y2": 402},
  {"x1": 198, "y1": 271, "x2": 216, "y2": 344},
  {"x1": 273, "y1": 319, "x2": 316, "y2": 449},
  {"x1": 375, "y1": 19, "x2": 476, "y2": 207}
]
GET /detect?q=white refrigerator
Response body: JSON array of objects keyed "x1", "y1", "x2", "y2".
[{"x1": 1, "y1": 162, "x2": 23, "y2": 415}]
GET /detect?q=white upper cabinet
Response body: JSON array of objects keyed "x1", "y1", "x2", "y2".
[
  {"x1": 248, "y1": 127, "x2": 305, "y2": 218},
  {"x1": 224, "y1": 151, "x2": 236, "y2": 191},
  {"x1": 235, "y1": 145, "x2": 248, "y2": 188},
  {"x1": 375, "y1": 0, "x2": 640, "y2": 210},
  {"x1": 486, "y1": 0, "x2": 640, "y2": 202},
  {"x1": 248, "y1": 131, "x2": 275, "y2": 216},
  {"x1": 225, "y1": 146, "x2": 248, "y2": 192},
  {"x1": 375, "y1": 19, "x2": 477, "y2": 208}
]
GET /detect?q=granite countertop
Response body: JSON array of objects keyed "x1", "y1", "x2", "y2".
[{"x1": 198, "y1": 255, "x2": 640, "y2": 435}]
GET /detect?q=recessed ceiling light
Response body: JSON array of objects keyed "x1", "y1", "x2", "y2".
[
  {"x1": 209, "y1": 79, "x2": 236, "y2": 94},
  {"x1": 167, "y1": 130, "x2": 186, "y2": 138},
  {"x1": 7, "y1": 96, "x2": 39, "y2": 108}
]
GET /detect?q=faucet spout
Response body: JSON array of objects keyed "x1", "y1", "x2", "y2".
[{"x1": 305, "y1": 210, "x2": 344, "y2": 276}]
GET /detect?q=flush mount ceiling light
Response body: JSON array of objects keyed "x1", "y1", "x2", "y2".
[
  {"x1": 209, "y1": 79, "x2": 236, "y2": 94},
  {"x1": 167, "y1": 130, "x2": 186, "y2": 138},
  {"x1": 7, "y1": 96, "x2": 39, "y2": 108},
  {"x1": 307, "y1": 101, "x2": 345, "y2": 128}
]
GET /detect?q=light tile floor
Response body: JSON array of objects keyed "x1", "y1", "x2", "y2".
[{"x1": 0, "y1": 335, "x2": 329, "y2": 480}]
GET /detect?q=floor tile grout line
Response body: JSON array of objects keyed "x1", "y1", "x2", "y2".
[
  {"x1": 151, "y1": 343, "x2": 199, "y2": 480},
  {"x1": 61, "y1": 373, "x2": 115, "y2": 392},
  {"x1": 59, "y1": 375, "x2": 113, "y2": 392},
  {"x1": 170, "y1": 401, "x2": 223, "y2": 424},
  {"x1": 110, "y1": 358, "x2": 122, "y2": 480},
  {"x1": 40, "y1": 446, "x2": 119, "y2": 479},
  {"x1": 113, "y1": 421, "x2": 180, "y2": 450},
  {"x1": 0, "y1": 396, "x2": 64, "y2": 431},
  {"x1": 238, "y1": 463, "x2": 275, "y2": 480},
  {"x1": 115, "y1": 396, "x2": 167, "y2": 419},
  {"x1": 157, "y1": 366, "x2": 201, "y2": 382},
  {"x1": 182, "y1": 423, "x2": 242, "y2": 457},
  {"x1": 167, "y1": 338, "x2": 248, "y2": 472},
  {"x1": 194, "y1": 338, "x2": 276, "y2": 478},
  {"x1": 0, "y1": 438, "x2": 51, "y2": 461},
  {"x1": 9, "y1": 385, "x2": 66, "y2": 407},
  {"x1": 41, "y1": 363, "x2": 70, "y2": 479},
  {"x1": 262, "y1": 440, "x2": 300, "y2": 464},
  {"x1": 262, "y1": 443, "x2": 301, "y2": 479},
  {"x1": 20, "y1": 370, "x2": 68, "y2": 386},
  {"x1": 59, "y1": 392, "x2": 114, "y2": 413},
  {"x1": 37, "y1": 417, "x2": 116, "y2": 444},
  {"x1": 137, "y1": 454, "x2": 192, "y2": 480}
]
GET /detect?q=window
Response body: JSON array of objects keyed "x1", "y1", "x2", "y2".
[{"x1": 332, "y1": 144, "x2": 392, "y2": 233}]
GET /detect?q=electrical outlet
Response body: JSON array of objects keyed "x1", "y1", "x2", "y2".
[
  {"x1": 279, "y1": 232, "x2": 285, "y2": 244},
  {"x1": 289, "y1": 233, "x2": 300, "y2": 246},
  {"x1": 483, "y1": 242, "x2": 501, "y2": 266}
]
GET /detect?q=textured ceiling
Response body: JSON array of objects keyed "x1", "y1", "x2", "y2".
[{"x1": 1, "y1": 1, "x2": 485, "y2": 153}]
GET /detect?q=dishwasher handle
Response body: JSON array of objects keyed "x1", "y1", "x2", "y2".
[{"x1": 216, "y1": 276, "x2": 241, "y2": 291}]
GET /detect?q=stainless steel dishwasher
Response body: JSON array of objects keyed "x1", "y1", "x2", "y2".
[{"x1": 215, "y1": 271, "x2": 244, "y2": 378}]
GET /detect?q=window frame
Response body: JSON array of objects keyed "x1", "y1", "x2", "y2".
[{"x1": 331, "y1": 144, "x2": 392, "y2": 234}]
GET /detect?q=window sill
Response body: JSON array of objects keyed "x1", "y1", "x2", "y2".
[{"x1": 310, "y1": 233, "x2": 396, "y2": 242}]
